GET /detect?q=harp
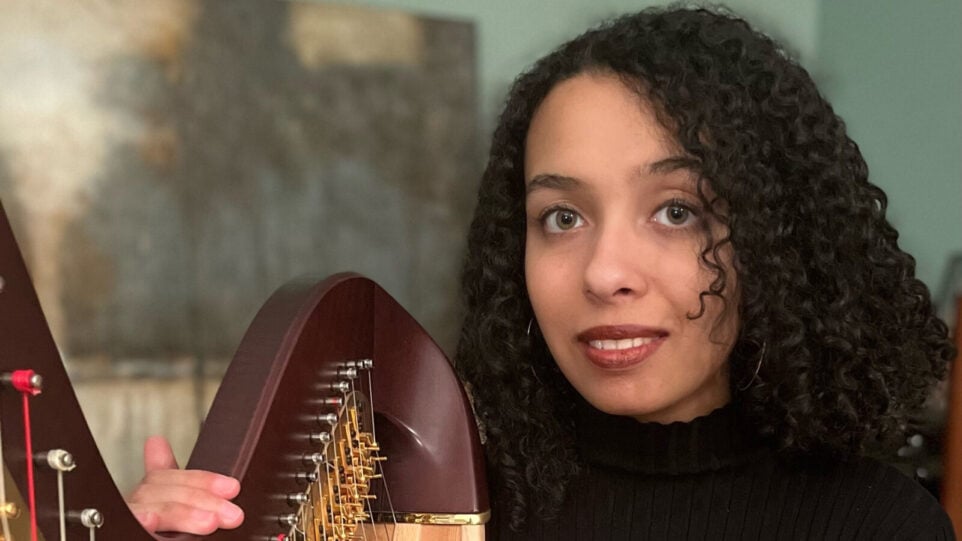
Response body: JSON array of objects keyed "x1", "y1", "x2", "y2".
[{"x1": 0, "y1": 202, "x2": 489, "y2": 540}]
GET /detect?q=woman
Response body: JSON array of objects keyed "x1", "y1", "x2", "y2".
[{"x1": 128, "y1": 7, "x2": 956, "y2": 539}]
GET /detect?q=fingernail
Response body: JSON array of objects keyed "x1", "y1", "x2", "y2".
[
  {"x1": 220, "y1": 502, "x2": 243, "y2": 522},
  {"x1": 213, "y1": 476, "x2": 240, "y2": 496}
]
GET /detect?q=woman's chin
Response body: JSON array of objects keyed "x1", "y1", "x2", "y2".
[
  {"x1": 583, "y1": 392, "x2": 728, "y2": 424},
  {"x1": 582, "y1": 394, "x2": 663, "y2": 419}
]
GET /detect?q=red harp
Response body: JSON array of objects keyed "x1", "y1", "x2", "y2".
[{"x1": 0, "y1": 202, "x2": 489, "y2": 540}]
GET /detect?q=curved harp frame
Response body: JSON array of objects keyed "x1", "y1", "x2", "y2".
[{"x1": 0, "y1": 202, "x2": 488, "y2": 540}]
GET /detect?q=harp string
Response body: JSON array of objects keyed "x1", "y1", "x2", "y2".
[
  {"x1": 56, "y1": 469, "x2": 65, "y2": 541},
  {"x1": 365, "y1": 364, "x2": 397, "y2": 541},
  {"x1": 283, "y1": 357, "x2": 408, "y2": 541},
  {"x1": 0, "y1": 405, "x2": 12, "y2": 541}
]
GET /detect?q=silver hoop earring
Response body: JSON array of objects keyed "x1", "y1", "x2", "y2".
[
  {"x1": 526, "y1": 318, "x2": 534, "y2": 336},
  {"x1": 737, "y1": 342, "x2": 766, "y2": 392},
  {"x1": 529, "y1": 363, "x2": 543, "y2": 384}
]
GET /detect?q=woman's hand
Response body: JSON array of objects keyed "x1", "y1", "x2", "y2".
[{"x1": 127, "y1": 436, "x2": 245, "y2": 535}]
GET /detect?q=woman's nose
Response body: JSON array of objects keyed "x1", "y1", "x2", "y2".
[{"x1": 582, "y1": 222, "x2": 649, "y2": 303}]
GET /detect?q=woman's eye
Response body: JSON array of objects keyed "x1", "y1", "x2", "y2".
[
  {"x1": 653, "y1": 201, "x2": 699, "y2": 227},
  {"x1": 542, "y1": 208, "x2": 584, "y2": 233}
]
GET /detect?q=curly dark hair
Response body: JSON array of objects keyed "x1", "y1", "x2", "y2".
[{"x1": 455, "y1": 6, "x2": 955, "y2": 529}]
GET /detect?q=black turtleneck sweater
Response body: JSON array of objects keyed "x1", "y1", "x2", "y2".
[{"x1": 488, "y1": 404, "x2": 955, "y2": 540}]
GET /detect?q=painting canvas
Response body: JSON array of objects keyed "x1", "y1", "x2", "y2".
[{"x1": 0, "y1": 0, "x2": 478, "y2": 490}]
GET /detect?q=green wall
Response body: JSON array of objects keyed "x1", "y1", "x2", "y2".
[
  {"x1": 818, "y1": 0, "x2": 962, "y2": 292},
  {"x1": 340, "y1": 0, "x2": 818, "y2": 131},
  {"x1": 332, "y1": 0, "x2": 960, "y2": 292}
]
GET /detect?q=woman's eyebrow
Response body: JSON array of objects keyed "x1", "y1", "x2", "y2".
[
  {"x1": 526, "y1": 157, "x2": 696, "y2": 196},
  {"x1": 646, "y1": 155, "x2": 699, "y2": 175},
  {"x1": 525, "y1": 173, "x2": 581, "y2": 196}
]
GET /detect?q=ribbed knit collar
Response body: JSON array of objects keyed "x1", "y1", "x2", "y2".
[{"x1": 575, "y1": 400, "x2": 768, "y2": 475}]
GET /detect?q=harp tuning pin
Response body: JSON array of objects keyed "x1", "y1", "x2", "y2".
[
  {"x1": 296, "y1": 471, "x2": 318, "y2": 483},
  {"x1": 322, "y1": 396, "x2": 344, "y2": 408},
  {"x1": 0, "y1": 502, "x2": 21, "y2": 519},
  {"x1": 278, "y1": 513, "x2": 297, "y2": 527},
  {"x1": 84, "y1": 509, "x2": 104, "y2": 528},
  {"x1": 287, "y1": 492, "x2": 309, "y2": 506},
  {"x1": 309, "y1": 432, "x2": 332, "y2": 445},
  {"x1": 68, "y1": 508, "x2": 103, "y2": 528},
  {"x1": 301, "y1": 452, "x2": 324, "y2": 466},
  {"x1": 345, "y1": 358, "x2": 373, "y2": 370},
  {"x1": 38, "y1": 449, "x2": 76, "y2": 472},
  {"x1": 1, "y1": 370, "x2": 43, "y2": 394},
  {"x1": 330, "y1": 381, "x2": 350, "y2": 394},
  {"x1": 317, "y1": 413, "x2": 338, "y2": 426},
  {"x1": 336, "y1": 367, "x2": 358, "y2": 379}
]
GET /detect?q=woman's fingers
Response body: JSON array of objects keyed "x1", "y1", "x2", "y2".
[
  {"x1": 129, "y1": 501, "x2": 222, "y2": 535},
  {"x1": 136, "y1": 468, "x2": 240, "y2": 499},
  {"x1": 128, "y1": 435, "x2": 244, "y2": 534},
  {"x1": 143, "y1": 435, "x2": 179, "y2": 472},
  {"x1": 128, "y1": 483, "x2": 244, "y2": 533}
]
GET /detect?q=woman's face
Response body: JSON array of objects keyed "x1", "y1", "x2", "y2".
[{"x1": 524, "y1": 73, "x2": 738, "y2": 424}]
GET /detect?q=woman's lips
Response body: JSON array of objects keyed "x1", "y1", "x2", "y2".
[{"x1": 577, "y1": 325, "x2": 668, "y2": 370}]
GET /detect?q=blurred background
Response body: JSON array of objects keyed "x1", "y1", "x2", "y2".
[{"x1": 0, "y1": 0, "x2": 958, "y2": 507}]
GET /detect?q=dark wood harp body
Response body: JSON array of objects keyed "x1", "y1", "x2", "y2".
[{"x1": 0, "y1": 202, "x2": 489, "y2": 540}]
